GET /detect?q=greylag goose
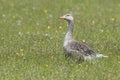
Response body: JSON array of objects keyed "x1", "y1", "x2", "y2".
[{"x1": 59, "y1": 14, "x2": 108, "y2": 61}]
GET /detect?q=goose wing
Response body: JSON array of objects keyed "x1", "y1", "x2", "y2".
[{"x1": 69, "y1": 40, "x2": 96, "y2": 56}]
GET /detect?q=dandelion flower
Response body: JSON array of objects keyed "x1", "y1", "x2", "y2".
[
  {"x1": 118, "y1": 61, "x2": 120, "y2": 64},
  {"x1": 55, "y1": 30, "x2": 58, "y2": 33},
  {"x1": 43, "y1": 9, "x2": 48, "y2": 13},
  {"x1": 16, "y1": 52, "x2": 19, "y2": 56},
  {"x1": 59, "y1": 26, "x2": 62, "y2": 29},
  {"x1": 12, "y1": 16, "x2": 16, "y2": 19},
  {"x1": 47, "y1": 26, "x2": 51, "y2": 29},
  {"x1": 111, "y1": 17, "x2": 115, "y2": 21},
  {"x1": 92, "y1": 20, "x2": 95, "y2": 25},
  {"x1": 20, "y1": 49, "x2": 24, "y2": 52},
  {"x1": 45, "y1": 64, "x2": 48, "y2": 67},
  {"x1": 82, "y1": 39, "x2": 86, "y2": 42}
]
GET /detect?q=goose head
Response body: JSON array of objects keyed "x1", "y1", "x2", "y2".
[{"x1": 59, "y1": 14, "x2": 74, "y2": 22}]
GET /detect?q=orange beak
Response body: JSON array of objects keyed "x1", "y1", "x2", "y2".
[{"x1": 59, "y1": 15, "x2": 66, "y2": 19}]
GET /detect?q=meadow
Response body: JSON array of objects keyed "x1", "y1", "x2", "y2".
[{"x1": 0, "y1": 0, "x2": 120, "y2": 80}]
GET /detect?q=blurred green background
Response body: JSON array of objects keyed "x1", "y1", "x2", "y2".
[{"x1": 0, "y1": 0, "x2": 120, "y2": 80}]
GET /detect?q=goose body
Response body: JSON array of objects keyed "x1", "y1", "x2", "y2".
[{"x1": 59, "y1": 14, "x2": 108, "y2": 61}]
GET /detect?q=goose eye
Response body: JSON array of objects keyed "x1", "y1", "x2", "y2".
[{"x1": 66, "y1": 14, "x2": 70, "y2": 17}]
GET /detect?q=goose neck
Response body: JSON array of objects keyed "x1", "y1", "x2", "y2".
[{"x1": 68, "y1": 20, "x2": 74, "y2": 34}]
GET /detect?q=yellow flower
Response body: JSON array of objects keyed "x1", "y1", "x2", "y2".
[
  {"x1": 111, "y1": 17, "x2": 115, "y2": 21},
  {"x1": 118, "y1": 61, "x2": 120, "y2": 64},
  {"x1": 47, "y1": 26, "x2": 51, "y2": 29},
  {"x1": 55, "y1": 30, "x2": 58, "y2": 33},
  {"x1": 20, "y1": 49, "x2": 23, "y2": 52},
  {"x1": 82, "y1": 39, "x2": 86, "y2": 42},
  {"x1": 43, "y1": 9, "x2": 48, "y2": 13},
  {"x1": 12, "y1": 16, "x2": 16, "y2": 19},
  {"x1": 16, "y1": 52, "x2": 19, "y2": 56},
  {"x1": 92, "y1": 20, "x2": 95, "y2": 25},
  {"x1": 45, "y1": 64, "x2": 48, "y2": 67},
  {"x1": 59, "y1": 26, "x2": 62, "y2": 29}
]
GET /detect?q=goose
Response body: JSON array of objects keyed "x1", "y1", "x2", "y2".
[{"x1": 59, "y1": 14, "x2": 108, "y2": 62}]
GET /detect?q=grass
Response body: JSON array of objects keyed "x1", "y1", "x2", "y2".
[{"x1": 0, "y1": 0, "x2": 120, "y2": 80}]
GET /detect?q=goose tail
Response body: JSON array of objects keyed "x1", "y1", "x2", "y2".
[{"x1": 96, "y1": 53, "x2": 108, "y2": 58}]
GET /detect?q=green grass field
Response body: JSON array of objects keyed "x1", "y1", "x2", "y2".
[{"x1": 0, "y1": 0, "x2": 120, "y2": 80}]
